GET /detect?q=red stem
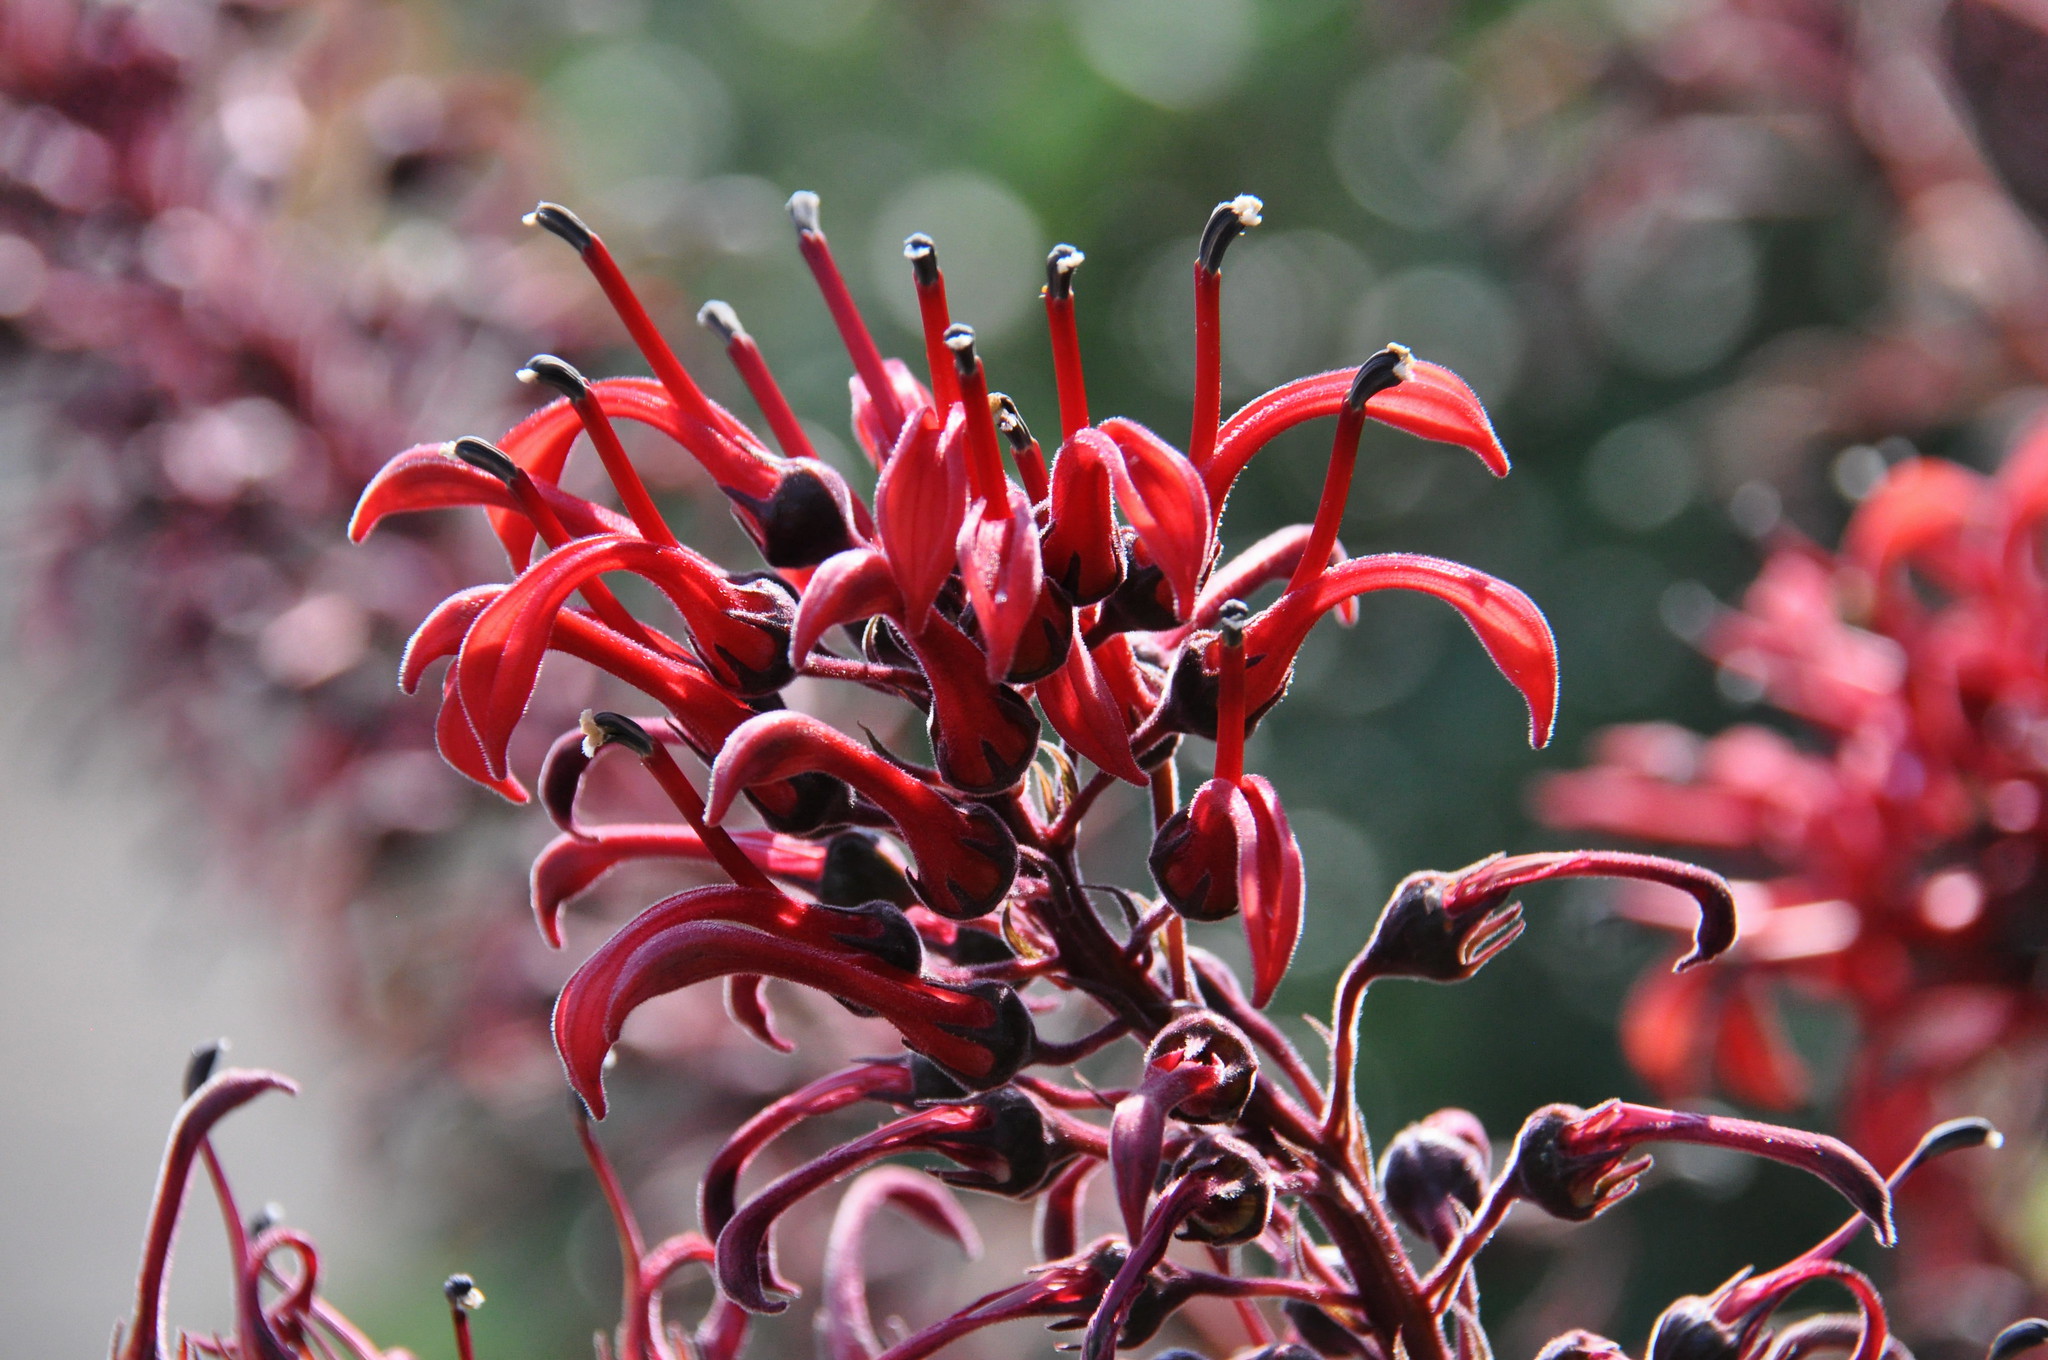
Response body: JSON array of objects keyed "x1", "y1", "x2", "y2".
[
  {"x1": 722, "y1": 333, "x2": 819, "y2": 462},
  {"x1": 579, "y1": 237, "x2": 746, "y2": 442},
  {"x1": 641, "y1": 741, "x2": 778, "y2": 893},
  {"x1": 569, "y1": 393, "x2": 679, "y2": 547},
  {"x1": 915, "y1": 274, "x2": 961, "y2": 413},
  {"x1": 955, "y1": 354, "x2": 1007, "y2": 505},
  {"x1": 1216, "y1": 631, "x2": 1247, "y2": 786},
  {"x1": 796, "y1": 228, "x2": 906, "y2": 439},
  {"x1": 1288, "y1": 402, "x2": 1368, "y2": 597},
  {"x1": 1046, "y1": 291, "x2": 1089, "y2": 440},
  {"x1": 1191, "y1": 264, "x2": 1223, "y2": 470}
]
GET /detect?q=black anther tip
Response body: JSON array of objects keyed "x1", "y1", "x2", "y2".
[
  {"x1": 1344, "y1": 343, "x2": 1412, "y2": 411},
  {"x1": 183, "y1": 1039, "x2": 227, "y2": 1097},
  {"x1": 1197, "y1": 194, "x2": 1262, "y2": 274},
  {"x1": 1216, "y1": 599, "x2": 1251, "y2": 647},
  {"x1": 518, "y1": 354, "x2": 590, "y2": 402},
  {"x1": 942, "y1": 323, "x2": 977, "y2": 378},
  {"x1": 451, "y1": 437, "x2": 518, "y2": 485},
  {"x1": 696, "y1": 300, "x2": 746, "y2": 346},
  {"x1": 523, "y1": 202, "x2": 595, "y2": 254},
  {"x1": 1989, "y1": 1321, "x2": 2048, "y2": 1360},
  {"x1": 443, "y1": 1274, "x2": 485, "y2": 1311},
  {"x1": 786, "y1": 191, "x2": 822, "y2": 235},
  {"x1": 1045, "y1": 244, "x2": 1084, "y2": 300},
  {"x1": 992, "y1": 394, "x2": 1030, "y2": 452},
  {"x1": 579, "y1": 709, "x2": 655, "y2": 759},
  {"x1": 903, "y1": 233, "x2": 939, "y2": 288}
]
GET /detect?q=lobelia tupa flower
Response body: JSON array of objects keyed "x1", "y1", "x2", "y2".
[
  {"x1": 125, "y1": 188, "x2": 2045, "y2": 1360},
  {"x1": 1538, "y1": 419, "x2": 2048, "y2": 1306}
]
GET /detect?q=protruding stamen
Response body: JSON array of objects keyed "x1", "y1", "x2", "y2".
[
  {"x1": 1043, "y1": 245, "x2": 1090, "y2": 439},
  {"x1": 523, "y1": 202, "x2": 595, "y2": 254},
  {"x1": 523, "y1": 202, "x2": 750, "y2": 448},
  {"x1": 443, "y1": 1274, "x2": 483, "y2": 1360},
  {"x1": 788, "y1": 191, "x2": 906, "y2": 440},
  {"x1": 907, "y1": 233, "x2": 959, "y2": 410},
  {"x1": 451, "y1": 436, "x2": 518, "y2": 484},
  {"x1": 1288, "y1": 345, "x2": 1411, "y2": 597},
  {"x1": 184, "y1": 1040, "x2": 226, "y2": 1097},
  {"x1": 1215, "y1": 599, "x2": 1249, "y2": 785},
  {"x1": 992, "y1": 394, "x2": 1049, "y2": 503},
  {"x1": 904, "y1": 232, "x2": 940, "y2": 289},
  {"x1": 1197, "y1": 195, "x2": 1263, "y2": 276},
  {"x1": 520, "y1": 355, "x2": 678, "y2": 546},
  {"x1": 944, "y1": 326, "x2": 1004, "y2": 504},
  {"x1": 1191, "y1": 196, "x2": 1261, "y2": 470},
  {"x1": 696, "y1": 300, "x2": 745, "y2": 346},
  {"x1": 581, "y1": 709, "x2": 657, "y2": 759},
  {"x1": 697, "y1": 302, "x2": 819, "y2": 461}
]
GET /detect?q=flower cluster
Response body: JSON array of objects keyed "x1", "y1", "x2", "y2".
[
  {"x1": 120, "y1": 191, "x2": 2041, "y2": 1360},
  {"x1": 1541, "y1": 426, "x2": 2048, "y2": 1291}
]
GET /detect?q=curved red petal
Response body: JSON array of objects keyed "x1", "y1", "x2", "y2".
[{"x1": 1035, "y1": 636, "x2": 1147, "y2": 786}]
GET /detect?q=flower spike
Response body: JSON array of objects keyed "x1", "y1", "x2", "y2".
[{"x1": 705, "y1": 710, "x2": 1018, "y2": 918}]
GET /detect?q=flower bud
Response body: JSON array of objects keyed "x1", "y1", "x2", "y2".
[
  {"x1": 1171, "y1": 1134, "x2": 1275, "y2": 1245},
  {"x1": 1380, "y1": 1107, "x2": 1490, "y2": 1249}
]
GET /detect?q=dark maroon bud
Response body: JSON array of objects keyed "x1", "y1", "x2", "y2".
[
  {"x1": 932, "y1": 1087, "x2": 1056, "y2": 1195},
  {"x1": 817, "y1": 899, "x2": 924, "y2": 976},
  {"x1": 933, "y1": 922, "x2": 1015, "y2": 966},
  {"x1": 907, "y1": 1054, "x2": 970, "y2": 1104},
  {"x1": 1361, "y1": 873, "x2": 1512, "y2": 983},
  {"x1": 706, "y1": 570, "x2": 801, "y2": 694},
  {"x1": 904, "y1": 233, "x2": 940, "y2": 289},
  {"x1": 1379, "y1": 1109, "x2": 1489, "y2": 1250},
  {"x1": 1046, "y1": 244, "x2": 1084, "y2": 300},
  {"x1": 1170, "y1": 1134, "x2": 1274, "y2": 1245},
  {"x1": 1536, "y1": 1331, "x2": 1630, "y2": 1360},
  {"x1": 1343, "y1": 344, "x2": 1411, "y2": 411},
  {"x1": 1096, "y1": 534, "x2": 1181, "y2": 634},
  {"x1": 862, "y1": 615, "x2": 919, "y2": 670},
  {"x1": 524, "y1": 201, "x2": 595, "y2": 254},
  {"x1": 183, "y1": 1039, "x2": 227, "y2": 1097},
  {"x1": 1150, "y1": 796, "x2": 1238, "y2": 922},
  {"x1": 1990, "y1": 1320, "x2": 2048, "y2": 1360},
  {"x1": 1197, "y1": 195, "x2": 1262, "y2": 275},
  {"x1": 451, "y1": 436, "x2": 518, "y2": 484},
  {"x1": 1509, "y1": 1108, "x2": 1622, "y2": 1223},
  {"x1": 930, "y1": 978, "x2": 1035, "y2": 1090},
  {"x1": 818, "y1": 830, "x2": 916, "y2": 908},
  {"x1": 1284, "y1": 1301, "x2": 1375, "y2": 1358},
  {"x1": 1647, "y1": 1298, "x2": 1739, "y2": 1360},
  {"x1": 727, "y1": 467, "x2": 860, "y2": 568},
  {"x1": 1145, "y1": 1011, "x2": 1257, "y2": 1123},
  {"x1": 443, "y1": 1274, "x2": 485, "y2": 1311},
  {"x1": 1116, "y1": 1277, "x2": 1179, "y2": 1349}
]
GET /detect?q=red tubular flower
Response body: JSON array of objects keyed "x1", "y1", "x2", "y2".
[
  {"x1": 553, "y1": 886, "x2": 1035, "y2": 1114},
  {"x1": 1508, "y1": 1099, "x2": 1893, "y2": 1240},
  {"x1": 821, "y1": 1167, "x2": 982, "y2": 1360},
  {"x1": 1205, "y1": 358, "x2": 1511, "y2": 510},
  {"x1": 715, "y1": 1088, "x2": 1059, "y2": 1313},
  {"x1": 898, "y1": 610, "x2": 1043, "y2": 795},
  {"x1": 531, "y1": 824, "x2": 826, "y2": 948},
  {"x1": 1164, "y1": 553, "x2": 1558, "y2": 748},
  {"x1": 705, "y1": 710, "x2": 1018, "y2": 918},
  {"x1": 451, "y1": 534, "x2": 795, "y2": 776}
]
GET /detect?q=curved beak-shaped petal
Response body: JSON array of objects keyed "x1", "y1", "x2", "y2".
[
  {"x1": 701, "y1": 1060, "x2": 922, "y2": 1240},
  {"x1": 349, "y1": 443, "x2": 635, "y2": 549},
  {"x1": 455, "y1": 534, "x2": 795, "y2": 775},
  {"x1": 1042, "y1": 433, "x2": 1125, "y2": 606},
  {"x1": 791, "y1": 547, "x2": 907, "y2": 667},
  {"x1": 1238, "y1": 775, "x2": 1304, "y2": 1008},
  {"x1": 1035, "y1": 635, "x2": 1147, "y2": 786},
  {"x1": 553, "y1": 886, "x2": 1034, "y2": 1115},
  {"x1": 434, "y1": 669, "x2": 528, "y2": 803},
  {"x1": 531, "y1": 824, "x2": 828, "y2": 948},
  {"x1": 1106, "y1": 1011, "x2": 1259, "y2": 1242},
  {"x1": 1095, "y1": 421, "x2": 1214, "y2": 622},
  {"x1": 1207, "y1": 359, "x2": 1510, "y2": 507},
  {"x1": 706, "y1": 711, "x2": 1017, "y2": 918},
  {"x1": 400, "y1": 586, "x2": 500, "y2": 695},
  {"x1": 821, "y1": 1168, "x2": 982, "y2": 1360},
  {"x1": 1510, "y1": 1100, "x2": 1893, "y2": 1242},
  {"x1": 716, "y1": 1089, "x2": 1051, "y2": 1313},
  {"x1": 901, "y1": 612, "x2": 1043, "y2": 796},
  {"x1": 957, "y1": 481, "x2": 1045, "y2": 682},
  {"x1": 1169, "y1": 553, "x2": 1557, "y2": 747},
  {"x1": 1440, "y1": 850, "x2": 1738, "y2": 971},
  {"x1": 123, "y1": 1069, "x2": 299, "y2": 1360},
  {"x1": 874, "y1": 407, "x2": 967, "y2": 630},
  {"x1": 1192, "y1": 524, "x2": 1355, "y2": 630}
]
